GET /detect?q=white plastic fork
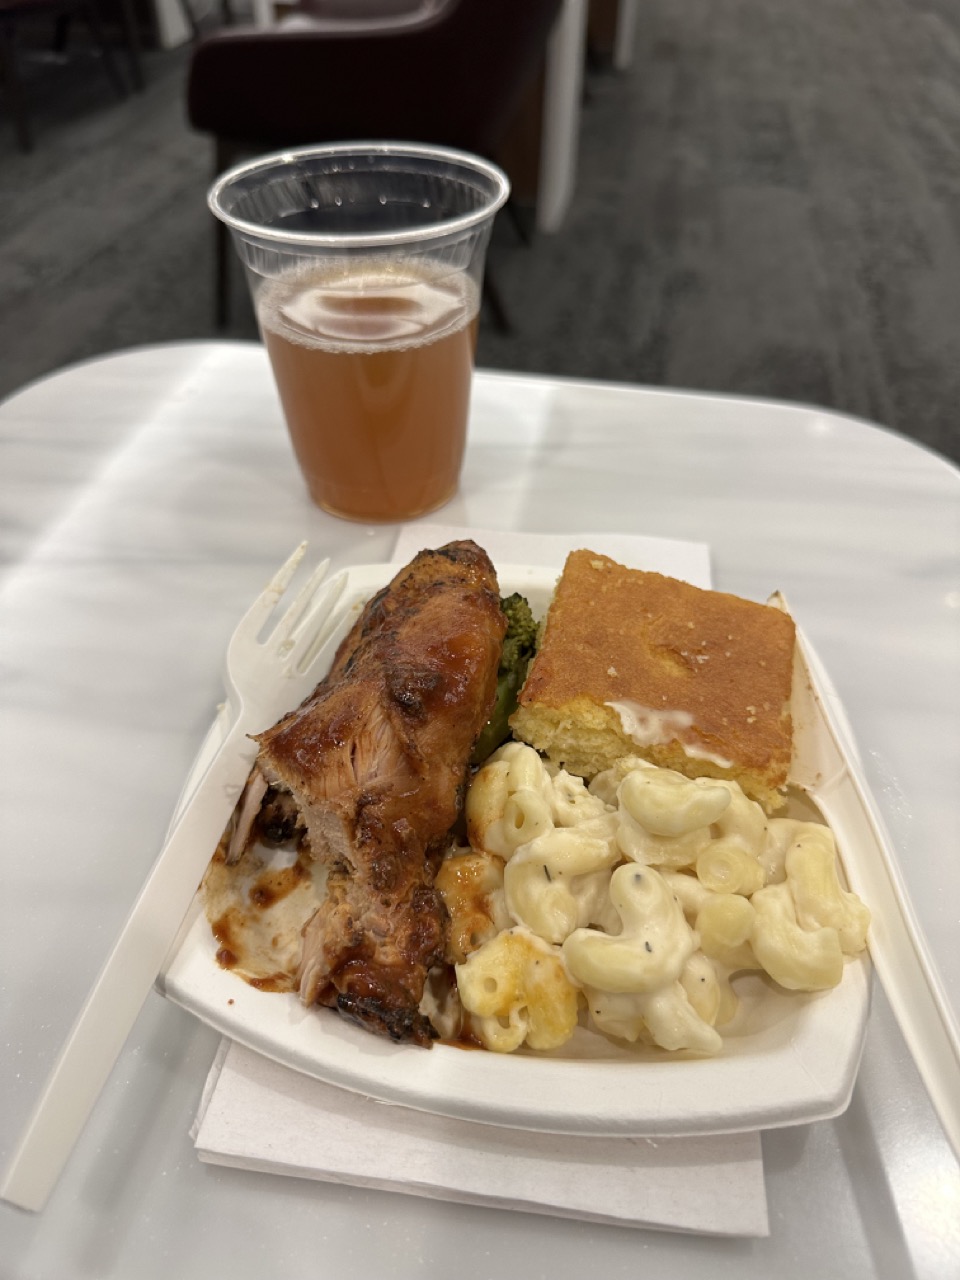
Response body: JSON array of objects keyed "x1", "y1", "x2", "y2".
[{"x1": 0, "y1": 544, "x2": 346, "y2": 1213}]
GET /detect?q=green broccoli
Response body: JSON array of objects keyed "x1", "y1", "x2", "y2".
[{"x1": 471, "y1": 593, "x2": 539, "y2": 763}]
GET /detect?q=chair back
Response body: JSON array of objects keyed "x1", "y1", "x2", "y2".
[{"x1": 187, "y1": 0, "x2": 564, "y2": 159}]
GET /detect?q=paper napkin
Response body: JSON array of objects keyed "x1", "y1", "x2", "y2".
[
  {"x1": 391, "y1": 524, "x2": 712, "y2": 586},
  {"x1": 194, "y1": 1040, "x2": 768, "y2": 1236},
  {"x1": 192, "y1": 526, "x2": 769, "y2": 1237}
]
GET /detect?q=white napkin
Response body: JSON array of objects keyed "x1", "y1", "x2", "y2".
[
  {"x1": 391, "y1": 523, "x2": 712, "y2": 585},
  {"x1": 194, "y1": 1039, "x2": 768, "y2": 1236},
  {"x1": 192, "y1": 526, "x2": 769, "y2": 1236}
]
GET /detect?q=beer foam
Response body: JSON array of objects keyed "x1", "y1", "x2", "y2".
[{"x1": 258, "y1": 261, "x2": 479, "y2": 355}]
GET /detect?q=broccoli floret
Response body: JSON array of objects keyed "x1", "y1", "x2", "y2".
[{"x1": 471, "y1": 593, "x2": 538, "y2": 763}]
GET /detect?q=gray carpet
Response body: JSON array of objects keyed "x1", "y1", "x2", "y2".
[{"x1": 2, "y1": 0, "x2": 960, "y2": 464}]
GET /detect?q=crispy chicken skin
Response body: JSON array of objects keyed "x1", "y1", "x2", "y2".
[{"x1": 253, "y1": 541, "x2": 506, "y2": 1046}]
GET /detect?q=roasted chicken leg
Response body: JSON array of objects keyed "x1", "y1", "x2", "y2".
[{"x1": 249, "y1": 540, "x2": 505, "y2": 1046}]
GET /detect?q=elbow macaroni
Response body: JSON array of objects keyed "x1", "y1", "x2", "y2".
[
  {"x1": 438, "y1": 745, "x2": 871, "y2": 1057},
  {"x1": 455, "y1": 928, "x2": 580, "y2": 1051},
  {"x1": 562, "y1": 863, "x2": 697, "y2": 993},
  {"x1": 504, "y1": 826, "x2": 620, "y2": 945},
  {"x1": 785, "y1": 825, "x2": 870, "y2": 953}
]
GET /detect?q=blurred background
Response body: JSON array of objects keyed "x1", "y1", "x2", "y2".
[{"x1": 1, "y1": 0, "x2": 959, "y2": 464}]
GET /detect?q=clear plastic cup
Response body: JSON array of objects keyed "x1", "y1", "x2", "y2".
[{"x1": 208, "y1": 142, "x2": 510, "y2": 522}]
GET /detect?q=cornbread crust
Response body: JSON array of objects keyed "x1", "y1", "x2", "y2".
[{"x1": 510, "y1": 551, "x2": 796, "y2": 813}]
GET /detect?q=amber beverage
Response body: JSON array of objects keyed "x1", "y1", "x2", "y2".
[
  {"x1": 209, "y1": 143, "x2": 508, "y2": 519},
  {"x1": 259, "y1": 261, "x2": 478, "y2": 521}
]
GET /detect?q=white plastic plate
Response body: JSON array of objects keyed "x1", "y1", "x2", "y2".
[{"x1": 158, "y1": 563, "x2": 871, "y2": 1138}]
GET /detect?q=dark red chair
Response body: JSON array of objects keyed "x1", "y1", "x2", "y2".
[{"x1": 185, "y1": 0, "x2": 563, "y2": 325}]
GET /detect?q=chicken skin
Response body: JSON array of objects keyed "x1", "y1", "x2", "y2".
[{"x1": 252, "y1": 541, "x2": 505, "y2": 1046}]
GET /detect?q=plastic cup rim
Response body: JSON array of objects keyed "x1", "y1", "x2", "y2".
[{"x1": 207, "y1": 141, "x2": 511, "y2": 249}]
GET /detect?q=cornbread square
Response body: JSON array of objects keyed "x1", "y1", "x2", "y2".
[{"x1": 510, "y1": 550, "x2": 796, "y2": 812}]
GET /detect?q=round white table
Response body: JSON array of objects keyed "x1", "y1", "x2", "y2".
[{"x1": 1, "y1": 342, "x2": 958, "y2": 1278}]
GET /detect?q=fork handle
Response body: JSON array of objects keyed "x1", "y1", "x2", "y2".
[{"x1": 0, "y1": 722, "x2": 257, "y2": 1212}]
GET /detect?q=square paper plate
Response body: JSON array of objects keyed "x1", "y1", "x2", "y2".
[{"x1": 158, "y1": 562, "x2": 871, "y2": 1138}]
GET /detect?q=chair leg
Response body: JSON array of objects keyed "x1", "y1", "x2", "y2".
[
  {"x1": 115, "y1": 0, "x2": 144, "y2": 91},
  {"x1": 53, "y1": 13, "x2": 70, "y2": 52},
  {"x1": 505, "y1": 197, "x2": 532, "y2": 247},
  {"x1": 215, "y1": 213, "x2": 231, "y2": 329},
  {"x1": 482, "y1": 269, "x2": 512, "y2": 335},
  {"x1": 0, "y1": 19, "x2": 33, "y2": 152},
  {"x1": 213, "y1": 139, "x2": 237, "y2": 328},
  {"x1": 179, "y1": 0, "x2": 203, "y2": 42},
  {"x1": 81, "y1": 0, "x2": 129, "y2": 97}
]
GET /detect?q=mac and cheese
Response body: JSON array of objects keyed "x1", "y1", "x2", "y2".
[{"x1": 439, "y1": 746, "x2": 870, "y2": 1056}]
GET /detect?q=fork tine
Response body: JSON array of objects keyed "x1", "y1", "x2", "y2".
[
  {"x1": 284, "y1": 572, "x2": 349, "y2": 674},
  {"x1": 269, "y1": 557, "x2": 331, "y2": 651},
  {"x1": 231, "y1": 543, "x2": 308, "y2": 646}
]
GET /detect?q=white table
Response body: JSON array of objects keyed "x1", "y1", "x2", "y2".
[{"x1": 1, "y1": 342, "x2": 958, "y2": 1278}]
